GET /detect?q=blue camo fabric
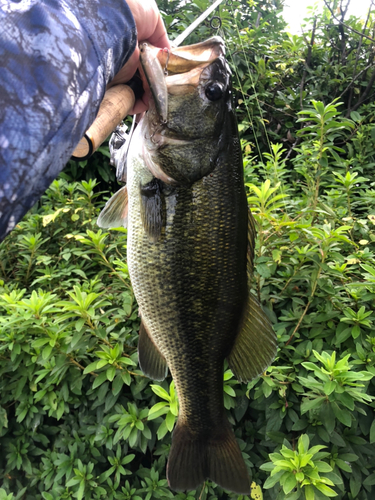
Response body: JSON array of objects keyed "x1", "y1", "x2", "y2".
[{"x1": 0, "y1": 0, "x2": 137, "y2": 241}]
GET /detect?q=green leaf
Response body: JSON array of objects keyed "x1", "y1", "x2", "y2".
[
  {"x1": 263, "y1": 470, "x2": 285, "y2": 489},
  {"x1": 280, "y1": 448, "x2": 296, "y2": 459},
  {"x1": 274, "y1": 460, "x2": 294, "y2": 470},
  {"x1": 350, "y1": 476, "x2": 361, "y2": 498},
  {"x1": 142, "y1": 425, "x2": 152, "y2": 440},
  {"x1": 301, "y1": 396, "x2": 325, "y2": 414},
  {"x1": 151, "y1": 384, "x2": 170, "y2": 401},
  {"x1": 98, "y1": 466, "x2": 116, "y2": 483},
  {"x1": 66, "y1": 477, "x2": 80, "y2": 487},
  {"x1": 83, "y1": 362, "x2": 98, "y2": 374},
  {"x1": 338, "y1": 453, "x2": 358, "y2": 462},
  {"x1": 259, "y1": 462, "x2": 275, "y2": 472},
  {"x1": 363, "y1": 472, "x2": 375, "y2": 486},
  {"x1": 121, "y1": 370, "x2": 131, "y2": 386},
  {"x1": 96, "y1": 359, "x2": 109, "y2": 369},
  {"x1": 122, "y1": 454, "x2": 135, "y2": 465},
  {"x1": 298, "y1": 434, "x2": 310, "y2": 455},
  {"x1": 128, "y1": 427, "x2": 138, "y2": 448},
  {"x1": 314, "y1": 483, "x2": 337, "y2": 497},
  {"x1": 299, "y1": 454, "x2": 313, "y2": 468},
  {"x1": 148, "y1": 402, "x2": 168, "y2": 420},
  {"x1": 223, "y1": 385, "x2": 236, "y2": 397},
  {"x1": 335, "y1": 326, "x2": 352, "y2": 344},
  {"x1": 282, "y1": 472, "x2": 297, "y2": 494},
  {"x1": 106, "y1": 366, "x2": 116, "y2": 382},
  {"x1": 42, "y1": 493, "x2": 54, "y2": 500},
  {"x1": 334, "y1": 391, "x2": 355, "y2": 411},
  {"x1": 315, "y1": 461, "x2": 332, "y2": 473},
  {"x1": 334, "y1": 459, "x2": 351, "y2": 472},
  {"x1": 135, "y1": 419, "x2": 144, "y2": 431},
  {"x1": 330, "y1": 431, "x2": 346, "y2": 447},
  {"x1": 292, "y1": 419, "x2": 309, "y2": 431},
  {"x1": 320, "y1": 402, "x2": 335, "y2": 435},
  {"x1": 157, "y1": 419, "x2": 169, "y2": 441},
  {"x1": 112, "y1": 374, "x2": 124, "y2": 396},
  {"x1": 305, "y1": 485, "x2": 314, "y2": 500},
  {"x1": 370, "y1": 419, "x2": 375, "y2": 444},
  {"x1": 92, "y1": 371, "x2": 107, "y2": 389},
  {"x1": 351, "y1": 325, "x2": 361, "y2": 339},
  {"x1": 75, "y1": 317, "x2": 85, "y2": 332},
  {"x1": 165, "y1": 411, "x2": 176, "y2": 432},
  {"x1": 119, "y1": 357, "x2": 137, "y2": 366},
  {"x1": 32, "y1": 338, "x2": 50, "y2": 348},
  {"x1": 76, "y1": 480, "x2": 85, "y2": 500},
  {"x1": 295, "y1": 471, "x2": 304, "y2": 482},
  {"x1": 332, "y1": 402, "x2": 352, "y2": 426},
  {"x1": 324, "y1": 381, "x2": 336, "y2": 395},
  {"x1": 350, "y1": 111, "x2": 362, "y2": 122},
  {"x1": 42, "y1": 344, "x2": 53, "y2": 360}
]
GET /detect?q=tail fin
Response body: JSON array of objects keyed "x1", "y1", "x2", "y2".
[{"x1": 167, "y1": 419, "x2": 250, "y2": 494}]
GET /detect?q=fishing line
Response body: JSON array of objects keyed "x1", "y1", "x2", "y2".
[
  {"x1": 219, "y1": 25, "x2": 265, "y2": 164},
  {"x1": 225, "y1": 3, "x2": 273, "y2": 155},
  {"x1": 221, "y1": 1, "x2": 291, "y2": 216}
]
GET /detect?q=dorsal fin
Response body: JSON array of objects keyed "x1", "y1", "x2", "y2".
[
  {"x1": 227, "y1": 208, "x2": 276, "y2": 382},
  {"x1": 227, "y1": 293, "x2": 277, "y2": 382}
]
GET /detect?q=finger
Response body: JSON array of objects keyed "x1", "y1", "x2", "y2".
[
  {"x1": 147, "y1": 15, "x2": 171, "y2": 49},
  {"x1": 131, "y1": 97, "x2": 149, "y2": 115}
]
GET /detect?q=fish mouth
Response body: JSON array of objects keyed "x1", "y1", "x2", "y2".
[
  {"x1": 160, "y1": 36, "x2": 225, "y2": 74},
  {"x1": 140, "y1": 37, "x2": 226, "y2": 122}
]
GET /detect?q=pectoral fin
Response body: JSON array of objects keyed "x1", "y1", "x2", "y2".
[
  {"x1": 138, "y1": 320, "x2": 168, "y2": 381},
  {"x1": 227, "y1": 293, "x2": 277, "y2": 383},
  {"x1": 97, "y1": 186, "x2": 128, "y2": 229},
  {"x1": 140, "y1": 179, "x2": 164, "y2": 242}
]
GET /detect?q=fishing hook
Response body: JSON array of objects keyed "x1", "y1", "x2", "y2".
[{"x1": 162, "y1": 48, "x2": 170, "y2": 76}]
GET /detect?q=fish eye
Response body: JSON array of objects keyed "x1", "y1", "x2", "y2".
[{"x1": 205, "y1": 82, "x2": 224, "y2": 101}]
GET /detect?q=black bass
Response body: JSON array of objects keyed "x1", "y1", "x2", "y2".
[{"x1": 98, "y1": 37, "x2": 277, "y2": 494}]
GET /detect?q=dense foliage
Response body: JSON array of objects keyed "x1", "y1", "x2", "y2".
[{"x1": 1, "y1": 1, "x2": 375, "y2": 499}]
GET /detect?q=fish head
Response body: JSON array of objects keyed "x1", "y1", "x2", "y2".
[{"x1": 140, "y1": 37, "x2": 234, "y2": 186}]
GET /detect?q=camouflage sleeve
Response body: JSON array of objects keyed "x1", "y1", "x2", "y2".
[{"x1": 0, "y1": 0, "x2": 137, "y2": 241}]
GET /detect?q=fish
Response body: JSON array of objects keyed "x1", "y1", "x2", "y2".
[{"x1": 98, "y1": 36, "x2": 277, "y2": 495}]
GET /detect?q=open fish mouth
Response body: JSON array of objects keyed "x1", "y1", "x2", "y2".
[{"x1": 140, "y1": 36, "x2": 226, "y2": 125}]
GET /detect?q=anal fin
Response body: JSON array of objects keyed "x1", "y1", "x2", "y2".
[
  {"x1": 228, "y1": 293, "x2": 277, "y2": 383},
  {"x1": 138, "y1": 320, "x2": 168, "y2": 381}
]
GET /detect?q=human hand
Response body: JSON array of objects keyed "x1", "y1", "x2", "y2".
[{"x1": 108, "y1": 0, "x2": 171, "y2": 114}]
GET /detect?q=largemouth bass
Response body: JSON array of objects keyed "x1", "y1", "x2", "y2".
[{"x1": 98, "y1": 37, "x2": 277, "y2": 495}]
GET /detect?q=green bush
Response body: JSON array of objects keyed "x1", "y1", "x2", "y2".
[{"x1": 1, "y1": 103, "x2": 375, "y2": 500}]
